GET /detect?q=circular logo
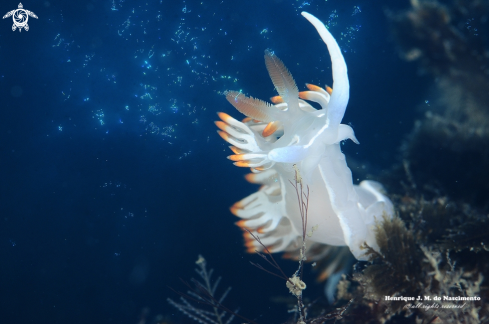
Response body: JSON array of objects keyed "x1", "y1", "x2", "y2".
[{"x1": 14, "y1": 9, "x2": 28, "y2": 28}]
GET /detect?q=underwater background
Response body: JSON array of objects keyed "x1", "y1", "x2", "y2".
[{"x1": 1, "y1": 0, "x2": 487, "y2": 323}]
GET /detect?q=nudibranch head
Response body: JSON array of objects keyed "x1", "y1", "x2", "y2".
[{"x1": 216, "y1": 12, "x2": 394, "y2": 261}]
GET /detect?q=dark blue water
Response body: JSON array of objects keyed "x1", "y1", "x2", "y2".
[{"x1": 0, "y1": 1, "x2": 428, "y2": 323}]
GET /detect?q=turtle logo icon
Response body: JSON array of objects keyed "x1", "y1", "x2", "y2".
[{"x1": 3, "y1": 3, "x2": 38, "y2": 32}]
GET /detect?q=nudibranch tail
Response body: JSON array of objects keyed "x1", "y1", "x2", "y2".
[{"x1": 301, "y1": 12, "x2": 349, "y2": 128}]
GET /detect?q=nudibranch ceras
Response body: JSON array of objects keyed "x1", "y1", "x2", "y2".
[{"x1": 215, "y1": 12, "x2": 394, "y2": 261}]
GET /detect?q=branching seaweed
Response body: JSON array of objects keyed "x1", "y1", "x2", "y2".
[
  {"x1": 168, "y1": 255, "x2": 256, "y2": 324},
  {"x1": 246, "y1": 165, "x2": 311, "y2": 324}
]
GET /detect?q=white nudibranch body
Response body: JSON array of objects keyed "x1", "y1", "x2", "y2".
[{"x1": 215, "y1": 12, "x2": 394, "y2": 261}]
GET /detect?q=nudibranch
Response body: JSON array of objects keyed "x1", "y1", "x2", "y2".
[{"x1": 215, "y1": 12, "x2": 394, "y2": 261}]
